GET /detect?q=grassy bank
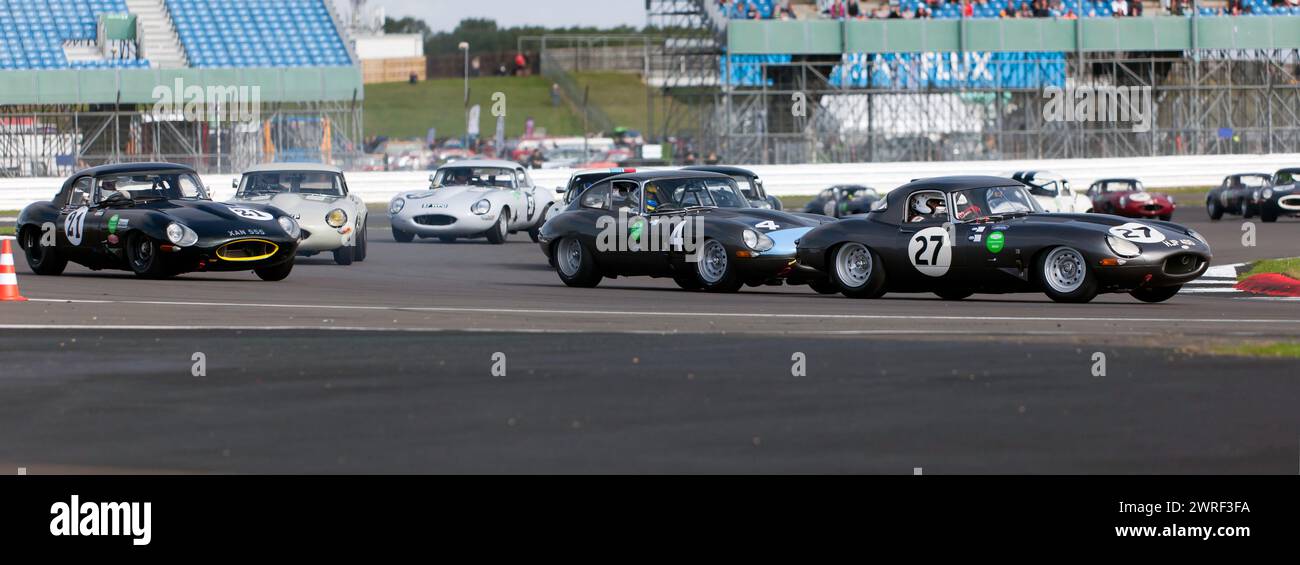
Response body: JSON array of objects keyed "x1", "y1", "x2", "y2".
[
  {"x1": 1208, "y1": 342, "x2": 1300, "y2": 359},
  {"x1": 1238, "y1": 257, "x2": 1300, "y2": 281}
]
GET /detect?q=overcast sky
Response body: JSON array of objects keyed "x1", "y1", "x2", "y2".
[{"x1": 336, "y1": 0, "x2": 648, "y2": 32}]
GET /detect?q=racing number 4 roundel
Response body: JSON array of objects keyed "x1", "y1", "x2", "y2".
[
  {"x1": 1108, "y1": 222, "x2": 1165, "y2": 244},
  {"x1": 907, "y1": 226, "x2": 952, "y2": 277}
]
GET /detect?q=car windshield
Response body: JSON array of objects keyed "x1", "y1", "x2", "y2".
[
  {"x1": 731, "y1": 175, "x2": 760, "y2": 199},
  {"x1": 1274, "y1": 171, "x2": 1297, "y2": 184},
  {"x1": 641, "y1": 176, "x2": 750, "y2": 211},
  {"x1": 952, "y1": 185, "x2": 1042, "y2": 221},
  {"x1": 842, "y1": 186, "x2": 877, "y2": 198},
  {"x1": 238, "y1": 171, "x2": 344, "y2": 197},
  {"x1": 97, "y1": 171, "x2": 207, "y2": 201},
  {"x1": 566, "y1": 172, "x2": 623, "y2": 204},
  {"x1": 1237, "y1": 175, "x2": 1269, "y2": 188},
  {"x1": 432, "y1": 167, "x2": 515, "y2": 188},
  {"x1": 1100, "y1": 181, "x2": 1142, "y2": 193}
]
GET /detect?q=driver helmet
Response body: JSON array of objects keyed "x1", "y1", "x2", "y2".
[
  {"x1": 644, "y1": 183, "x2": 661, "y2": 212},
  {"x1": 913, "y1": 195, "x2": 945, "y2": 216}
]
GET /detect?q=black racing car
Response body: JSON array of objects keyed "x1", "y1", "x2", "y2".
[
  {"x1": 796, "y1": 176, "x2": 1212, "y2": 303},
  {"x1": 682, "y1": 165, "x2": 783, "y2": 209},
  {"x1": 1206, "y1": 172, "x2": 1271, "y2": 220},
  {"x1": 802, "y1": 185, "x2": 882, "y2": 218},
  {"x1": 16, "y1": 162, "x2": 301, "y2": 280},
  {"x1": 1246, "y1": 168, "x2": 1300, "y2": 222},
  {"x1": 539, "y1": 170, "x2": 831, "y2": 292}
]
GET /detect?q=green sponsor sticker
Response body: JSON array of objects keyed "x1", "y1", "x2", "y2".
[
  {"x1": 108, "y1": 214, "x2": 120, "y2": 234},
  {"x1": 986, "y1": 230, "x2": 1005, "y2": 253},
  {"x1": 628, "y1": 218, "x2": 644, "y2": 244}
]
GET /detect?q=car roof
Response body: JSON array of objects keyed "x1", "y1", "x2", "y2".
[
  {"x1": 75, "y1": 162, "x2": 196, "y2": 177},
  {"x1": 682, "y1": 165, "x2": 758, "y2": 177},
  {"x1": 242, "y1": 162, "x2": 344, "y2": 174},
  {"x1": 1275, "y1": 167, "x2": 1300, "y2": 174},
  {"x1": 1092, "y1": 178, "x2": 1140, "y2": 183},
  {"x1": 1009, "y1": 170, "x2": 1064, "y2": 182},
  {"x1": 436, "y1": 159, "x2": 523, "y2": 169},
  {"x1": 898, "y1": 175, "x2": 1025, "y2": 193},
  {"x1": 606, "y1": 170, "x2": 733, "y2": 182},
  {"x1": 1230, "y1": 172, "x2": 1271, "y2": 177}
]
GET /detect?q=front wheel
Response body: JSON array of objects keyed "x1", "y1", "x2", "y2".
[
  {"x1": 353, "y1": 221, "x2": 368, "y2": 262},
  {"x1": 1159, "y1": 214, "x2": 1172, "y2": 221},
  {"x1": 20, "y1": 226, "x2": 67, "y2": 275},
  {"x1": 485, "y1": 213, "x2": 508, "y2": 244},
  {"x1": 554, "y1": 237, "x2": 601, "y2": 288},
  {"x1": 1206, "y1": 199, "x2": 1223, "y2": 220},
  {"x1": 1038, "y1": 246, "x2": 1098, "y2": 303},
  {"x1": 391, "y1": 226, "x2": 414, "y2": 243},
  {"x1": 333, "y1": 244, "x2": 354, "y2": 265},
  {"x1": 254, "y1": 261, "x2": 294, "y2": 281},
  {"x1": 831, "y1": 242, "x2": 886, "y2": 298},
  {"x1": 126, "y1": 233, "x2": 173, "y2": 279},
  {"x1": 1241, "y1": 199, "x2": 1254, "y2": 219},
  {"x1": 695, "y1": 239, "x2": 743, "y2": 292},
  {"x1": 1130, "y1": 285, "x2": 1181, "y2": 303},
  {"x1": 1261, "y1": 206, "x2": 1278, "y2": 222}
]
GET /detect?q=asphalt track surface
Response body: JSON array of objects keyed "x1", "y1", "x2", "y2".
[{"x1": 2, "y1": 199, "x2": 1299, "y2": 473}]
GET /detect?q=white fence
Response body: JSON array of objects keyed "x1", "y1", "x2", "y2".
[{"x1": 3, "y1": 153, "x2": 1299, "y2": 210}]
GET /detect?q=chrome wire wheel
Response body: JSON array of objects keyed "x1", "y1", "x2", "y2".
[
  {"x1": 835, "y1": 242, "x2": 872, "y2": 289},
  {"x1": 697, "y1": 239, "x2": 728, "y2": 284},
  {"x1": 1043, "y1": 247, "x2": 1086, "y2": 294},
  {"x1": 558, "y1": 238, "x2": 583, "y2": 277},
  {"x1": 131, "y1": 237, "x2": 155, "y2": 271}
]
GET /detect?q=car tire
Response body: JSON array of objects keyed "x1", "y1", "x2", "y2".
[
  {"x1": 529, "y1": 205, "x2": 550, "y2": 242},
  {"x1": 1206, "y1": 198, "x2": 1223, "y2": 220},
  {"x1": 1037, "y1": 246, "x2": 1098, "y2": 303},
  {"x1": 126, "y1": 233, "x2": 173, "y2": 279},
  {"x1": 353, "y1": 221, "x2": 368, "y2": 262},
  {"x1": 1159, "y1": 214, "x2": 1172, "y2": 221},
  {"x1": 20, "y1": 225, "x2": 67, "y2": 276},
  {"x1": 808, "y1": 278, "x2": 839, "y2": 294},
  {"x1": 333, "y1": 244, "x2": 354, "y2": 265},
  {"x1": 831, "y1": 242, "x2": 887, "y2": 299},
  {"x1": 391, "y1": 226, "x2": 414, "y2": 242},
  {"x1": 672, "y1": 273, "x2": 702, "y2": 290},
  {"x1": 695, "y1": 238, "x2": 743, "y2": 293},
  {"x1": 486, "y1": 212, "x2": 508, "y2": 244},
  {"x1": 1130, "y1": 285, "x2": 1181, "y2": 303},
  {"x1": 1241, "y1": 199, "x2": 1254, "y2": 219},
  {"x1": 254, "y1": 260, "x2": 294, "y2": 282},
  {"x1": 934, "y1": 289, "x2": 974, "y2": 300},
  {"x1": 1261, "y1": 206, "x2": 1278, "y2": 222},
  {"x1": 554, "y1": 237, "x2": 601, "y2": 288}
]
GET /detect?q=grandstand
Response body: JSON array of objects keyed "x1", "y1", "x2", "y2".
[
  {"x1": 653, "y1": 0, "x2": 1300, "y2": 164},
  {"x1": 0, "y1": 0, "x2": 362, "y2": 177}
]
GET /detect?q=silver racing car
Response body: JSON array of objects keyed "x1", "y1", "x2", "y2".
[{"x1": 388, "y1": 159, "x2": 555, "y2": 244}]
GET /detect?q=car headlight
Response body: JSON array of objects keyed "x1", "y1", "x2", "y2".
[
  {"x1": 742, "y1": 229, "x2": 774, "y2": 252},
  {"x1": 1119, "y1": 196, "x2": 1128, "y2": 207},
  {"x1": 165, "y1": 222, "x2": 198, "y2": 247},
  {"x1": 326, "y1": 208, "x2": 348, "y2": 228},
  {"x1": 1106, "y1": 235, "x2": 1141, "y2": 258},
  {"x1": 1187, "y1": 228, "x2": 1205, "y2": 242},
  {"x1": 389, "y1": 198, "x2": 405, "y2": 215},
  {"x1": 278, "y1": 216, "x2": 301, "y2": 239},
  {"x1": 472, "y1": 199, "x2": 491, "y2": 215},
  {"x1": 1263, "y1": 188, "x2": 1273, "y2": 199}
]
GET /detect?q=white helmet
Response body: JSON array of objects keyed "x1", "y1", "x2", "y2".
[{"x1": 913, "y1": 195, "x2": 944, "y2": 215}]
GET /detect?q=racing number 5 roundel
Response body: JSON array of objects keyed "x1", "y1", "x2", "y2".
[{"x1": 907, "y1": 226, "x2": 952, "y2": 277}]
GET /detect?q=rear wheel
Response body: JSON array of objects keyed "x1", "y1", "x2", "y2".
[
  {"x1": 554, "y1": 237, "x2": 601, "y2": 288},
  {"x1": 486, "y1": 212, "x2": 508, "y2": 244},
  {"x1": 126, "y1": 233, "x2": 173, "y2": 279},
  {"x1": 254, "y1": 261, "x2": 294, "y2": 281},
  {"x1": 1038, "y1": 246, "x2": 1098, "y2": 303},
  {"x1": 391, "y1": 226, "x2": 414, "y2": 243},
  {"x1": 20, "y1": 226, "x2": 67, "y2": 275},
  {"x1": 1130, "y1": 285, "x2": 1181, "y2": 303},
  {"x1": 832, "y1": 242, "x2": 886, "y2": 299},
  {"x1": 696, "y1": 239, "x2": 743, "y2": 293},
  {"x1": 1206, "y1": 198, "x2": 1223, "y2": 220}
]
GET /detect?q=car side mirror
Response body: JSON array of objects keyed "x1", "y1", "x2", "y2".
[
  {"x1": 555, "y1": 186, "x2": 566, "y2": 194},
  {"x1": 231, "y1": 179, "x2": 238, "y2": 189}
]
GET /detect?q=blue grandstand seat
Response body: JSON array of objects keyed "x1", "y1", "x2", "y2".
[
  {"x1": 0, "y1": 0, "x2": 151, "y2": 69},
  {"x1": 165, "y1": 0, "x2": 351, "y2": 68}
]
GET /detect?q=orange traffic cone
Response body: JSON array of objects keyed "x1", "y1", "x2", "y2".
[{"x1": 1, "y1": 237, "x2": 28, "y2": 302}]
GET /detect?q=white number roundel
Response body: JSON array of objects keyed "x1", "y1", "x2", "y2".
[
  {"x1": 228, "y1": 206, "x2": 274, "y2": 221},
  {"x1": 65, "y1": 206, "x2": 89, "y2": 246},
  {"x1": 1108, "y1": 222, "x2": 1164, "y2": 244},
  {"x1": 907, "y1": 226, "x2": 952, "y2": 277}
]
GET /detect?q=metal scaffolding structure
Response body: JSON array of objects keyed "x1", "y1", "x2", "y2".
[
  {"x1": 0, "y1": 101, "x2": 364, "y2": 178},
  {"x1": 647, "y1": 0, "x2": 726, "y2": 154}
]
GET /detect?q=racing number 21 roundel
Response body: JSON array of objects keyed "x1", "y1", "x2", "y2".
[{"x1": 908, "y1": 226, "x2": 952, "y2": 277}]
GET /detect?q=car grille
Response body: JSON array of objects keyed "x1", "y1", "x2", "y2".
[
  {"x1": 414, "y1": 214, "x2": 456, "y2": 226},
  {"x1": 1280, "y1": 195, "x2": 1300, "y2": 210},
  {"x1": 216, "y1": 239, "x2": 279, "y2": 262},
  {"x1": 1163, "y1": 253, "x2": 1203, "y2": 276}
]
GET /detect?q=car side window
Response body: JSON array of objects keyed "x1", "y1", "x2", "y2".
[
  {"x1": 515, "y1": 169, "x2": 531, "y2": 189},
  {"x1": 904, "y1": 190, "x2": 948, "y2": 224},
  {"x1": 581, "y1": 182, "x2": 611, "y2": 210},
  {"x1": 64, "y1": 177, "x2": 93, "y2": 208}
]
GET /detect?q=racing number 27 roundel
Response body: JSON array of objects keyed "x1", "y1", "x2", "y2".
[{"x1": 908, "y1": 226, "x2": 952, "y2": 277}]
